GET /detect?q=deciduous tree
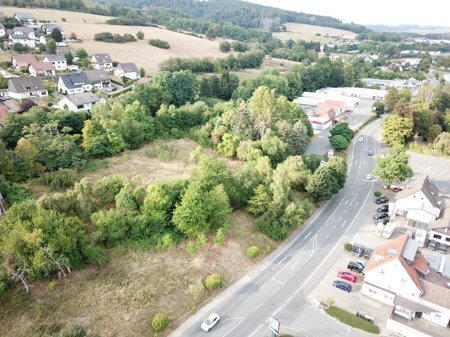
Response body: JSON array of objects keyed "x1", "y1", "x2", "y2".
[{"x1": 373, "y1": 145, "x2": 413, "y2": 184}]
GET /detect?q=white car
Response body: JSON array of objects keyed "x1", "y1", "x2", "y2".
[
  {"x1": 201, "y1": 313, "x2": 220, "y2": 332},
  {"x1": 366, "y1": 174, "x2": 372, "y2": 180},
  {"x1": 358, "y1": 137, "x2": 363, "y2": 142}
]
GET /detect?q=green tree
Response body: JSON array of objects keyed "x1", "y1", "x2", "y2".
[
  {"x1": 217, "y1": 133, "x2": 240, "y2": 158},
  {"x1": 373, "y1": 101, "x2": 385, "y2": 116},
  {"x1": 372, "y1": 145, "x2": 413, "y2": 184},
  {"x1": 432, "y1": 132, "x2": 450, "y2": 156},
  {"x1": 219, "y1": 41, "x2": 231, "y2": 52},
  {"x1": 0, "y1": 140, "x2": 13, "y2": 180},
  {"x1": 75, "y1": 48, "x2": 88, "y2": 59},
  {"x1": 382, "y1": 115, "x2": 414, "y2": 146},
  {"x1": 384, "y1": 87, "x2": 400, "y2": 111},
  {"x1": 425, "y1": 124, "x2": 442, "y2": 142},
  {"x1": 64, "y1": 51, "x2": 73, "y2": 65},
  {"x1": 412, "y1": 103, "x2": 433, "y2": 136},
  {"x1": 329, "y1": 134, "x2": 349, "y2": 150},
  {"x1": 306, "y1": 157, "x2": 347, "y2": 202},
  {"x1": 136, "y1": 31, "x2": 144, "y2": 40},
  {"x1": 329, "y1": 121, "x2": 354, "y2": 141},
  {"x1": 260, "y1": 132, "x2": 290, "y2": 165},
  {"x1": 46, "y1": 39, "x2": 57, "y2": 54},
  {"x1": 392, "y1": 102, "x2": 413, "y2": 119},
  {"x1": 444, "y1": 111, "x2": 450, "y2": 132},
  {"x1": 91, "y1": 209, "x2": 129, "y2": 246},
  {"x1": 50, "y1": 28, "x2": 63, "y2": 42}
]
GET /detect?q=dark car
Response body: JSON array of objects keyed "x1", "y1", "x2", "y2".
[
  {"x1": 377, "y1": 205, "x2": 389, "y2": 213},
  {"x1": 428, "y1": 240, "x2": 437, "y2": 251},
  {"x1": 375, "y1": 196, "x2": 389, "y2": 204},
  {"x1": 347, "y1": 261, "x2": 365, "y2": 274},
  {"x1": 374, "y1": 219, "x2": 389, "y2": 225},
  {"x1": 373, "y1": 212, "x2": 389, "y2": 220},
  {"x1": 437, "y1": 243, "x2": 448, "y2": 254},
  {"x1": 352, "y1": 244, "x2": 365, "y2": 257},
  {"x1": 332, "y1": 280, "x2": 352, "y2": 293}
]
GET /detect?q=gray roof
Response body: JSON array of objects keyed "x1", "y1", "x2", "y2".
[
  {"x1": 59, "y1": 73, "x2": 90, "y2": 89},
  {"x1": 117, "y1": 62, "x2": 139, "y2": 73},
  {"x1": 14, "y1": 13, "x2": 35, "y2": 20},
  {"x1": 12, "y1": 27, "x2": 34, "y2": 34},
  {"x1": 92, "y1": 53, "x2": 112, "y2": 64},
  {"x1": 44, "y1": 55, "x2": 66, "y2": 62},
  {"x1": 41, "y1": 23, "x2": 63, "y2": 32},
  {"x1": 8, "y1": 77, "x2": 45, "y2": 93},
  {"x1": 65, "y1": 92, "x2": 100, "y2": 106},
  {"x1": 85, "y1": 70, "x2": 110, "y2": 83},
  {"x1": 395, "y1": 175, "x2": 446, "y2": 210}
]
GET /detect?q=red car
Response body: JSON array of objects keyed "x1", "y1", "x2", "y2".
[
  {"x1": 392, "y1": 187, "x2": 403, "y2": 192},
  {"x1": 337, "y1": 271, "x2": 357, "y2": 283}
]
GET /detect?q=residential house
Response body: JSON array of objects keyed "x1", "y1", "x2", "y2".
[
  {"x1": 9, "y1": 27, "x2": 36, "y2": 48},
  {"x1": 85, "y1": 70, "x2": 111, "y2": 90},
  {"x1": 57, "y1": 73, "x2": 92, "y2": 95},
  {"x1": 362, "y1": 234, "x2": 450, "y2": 337},
  {"x1": 28, "y1": 62, "x2": 55, "y2": 77},
  {"x1": 14, "y1": 13, "x2": 36, "y2": 25},
  {"x1": 114, "y1": 62, "x2": 140, "y2": 80},
  {"x1": 11, "y1": 54, "x2": 38, "y2": 71},
  {"x1": 0, "y1": 23, "x2": 5, "y2": 37},
  {"x1": 58, "y1": 92, "x2": 101, "y2": 112},
  {"x1": 41, "y1": 23, "x2": 64, "y2": 36},
  {"x1": 8, "y1": 77, "x2": 48, "y2": 99},
  {"x1": 43, "y1": 55, "x2": 67, "y2": 71},
  {"x1": 91, "y1": 53, "x2": 113, "y2": 70}
]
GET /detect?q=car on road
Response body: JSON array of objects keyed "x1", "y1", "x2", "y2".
[
  {"x1": 437, "y1": 243, "x2": 448, "y2": 254},
  {"x1": 347, "y1": 261, "x2": 365, "y2": 274},
  {"x1": 201, "y1": 313, "x2": 220, "y2": 332},
  {"x1": 427, "y1": 240, "x2": 437, "y2": 251},
  {"x1": 358, "y1": 137, "x2": 364, "y2": 142},
  {"x1": 375, "y1": 196, "x2": 389, "y2": 204},
  {"x1": 332, "y1": 280, "x2": 352, "y2": 293},
  {"x1": 365, "y1": 174, "x2": 372, "y2": 180},
  {"x1": 337, "y1": 271, "x2": 357, "y2": 283},
  {"x1": 368, "y1": 150, "x2": 373, "y2": 156},
  {"x1": 373, "y1": 212, "x2": 389, "y2": 220},
  {"x1": 377, "y1": 205, "x2": 389, "y2": 213}
]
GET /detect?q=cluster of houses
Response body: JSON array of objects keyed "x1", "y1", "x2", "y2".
[
  {"x1": 360, "y1": 77, "x2": 423, "y2": 93},
  {"x1": 362, "y1": 176, "x2": 450, "y2": 337}
]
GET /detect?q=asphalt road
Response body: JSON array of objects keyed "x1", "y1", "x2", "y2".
[{"x1": 172, "y1": 119, "x2": 384, "y2": 337}]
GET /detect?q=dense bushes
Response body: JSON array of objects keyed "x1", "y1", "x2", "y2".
[
  {"x1": 149, "y1": 38, "x2": 170, "y2": 49},
  {"x1": 204, "y1": 273, "x2": 223, "y2": 289},
  {"x1": 94, "y1": 32, "x2": 137, "y2": 43},
  {"x1": 40, "y1": 169, "x2": 79, "y2": 191},
  {"x1": 151, "y1": 313, "x2": 170, "y2": 332}
]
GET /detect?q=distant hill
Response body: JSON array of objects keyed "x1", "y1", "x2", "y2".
[
  {"x1": 367, "y1": 24, "x2": 450, "y2": 35},
  {"x1": 95, "y1": 0, "x2": 369, "y2": 34}
]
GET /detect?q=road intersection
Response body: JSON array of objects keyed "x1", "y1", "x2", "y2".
[{"x1": 172, "y1": 119, "x2": 384, "y2": 337}]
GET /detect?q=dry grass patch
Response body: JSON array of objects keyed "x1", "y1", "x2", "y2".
[
  {"x1": 0, "y1": 211, "x2": 277, "y2": 337},
  {"x1": 282, "y1": 22, "x2": 357, "y2": 40}
]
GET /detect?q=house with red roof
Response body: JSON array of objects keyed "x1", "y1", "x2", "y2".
[
  {"x1": 362, "y1": 234, "x2": 450, "y2": 337},
  {"x1": 28, "y1": 62, "x2": 55, "y2": 77}
]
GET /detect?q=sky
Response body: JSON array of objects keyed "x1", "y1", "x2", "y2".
[{"x1": 245, "y1": 0, "x2": 450, "y2": 27}]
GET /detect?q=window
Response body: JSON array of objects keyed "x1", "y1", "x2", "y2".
[
  {"x1": 446, "y1": 237, "x2": 450, "y2": 242},
  {"x1": 434, "y1": 234, "x2": 442, "y2": 240}
]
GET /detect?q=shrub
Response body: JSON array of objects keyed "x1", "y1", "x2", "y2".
[
  {"x1": 204, "y1": 273, "x2": 223, "y2": 290},
  {"x1": 246, "y1": 245, "x2": 260, "y2": 258},
  {"x1": 344, "y1": 242, "x2": 353, "y2": 252},
  {"x1": 136, "y1": 31, "x2": 144, "y2": 40},
  {"x1": 374, "y1": 191, "x2": 382, "y2": 197},
  {"x1": 214, "y1": 228, "x2": 226, "y2": 245},
  {"x1": 151, "y1": 312, "x2": 170, "y2": 332},
  {"x1": 149, "y1": 39, "x2": 170, "y2": 49},
  {"x1": 94, "y1": 176, "x2": 124, "y2": 205},
  {"x1": 40, "y1": 168, "x2": 78, "y2": 191},
  {"x1": 54, "y1": 324, "x2": 87, "y2": 337},
  {"x1": 94, "y1": 32, "x2": 136, "y2": 43}
]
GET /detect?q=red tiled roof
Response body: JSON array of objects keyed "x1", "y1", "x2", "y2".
[
  {"x1": 12, "y1": 54, "x2": 38, "y2": 65},
  {"x1": 30, "y1": 61, "x2": 55, "y2": 71},
  {"x1": 315, "y1": 103, "x2": 337, "y2": 119}
]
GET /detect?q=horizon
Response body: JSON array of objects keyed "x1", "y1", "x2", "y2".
[{"x1": 245, "y1": 0, "x2": 450, "y2": 27}]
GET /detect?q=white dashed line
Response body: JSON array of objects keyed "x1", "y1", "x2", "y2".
[{"x1": 254, "y1": 303, "x2": 264, "y2": 311}]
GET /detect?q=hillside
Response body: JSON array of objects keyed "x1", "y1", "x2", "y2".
[{"x1": 0, "y1": 7, "x2": 225, "y2": 75}]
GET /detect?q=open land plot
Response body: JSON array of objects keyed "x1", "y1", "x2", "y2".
[
  {"x1": 274, "y1": 31, "x2": 333, "y2": 44},
  {"x1": 282, "y1": 22, "x2": 357, "y2": 40}
]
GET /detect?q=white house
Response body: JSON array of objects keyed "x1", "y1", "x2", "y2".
[
  {"x1": 9, "y1": 27, "x2": 36, "y2": 48},
  {"x1": 91, "y1": 53, "x2": 113, "y2": 70},
  {"x1": 8, "y1": 77, "x2": 48, "y2": 99},
  {"x1": 362, "y1": 234, "x2": 450, "y2": 337},
  {"x1": 57, "y1": 92, "x2": 101, "y2": 112},
  {"x1": 0, "y1": 23, "x2": 5, "y2": 37},
  {"x1": 11, "y1": 54, "x2": 38, "y2": 71},
  {"x1": 85, "y1": 70, "x2": 111, "y2": 90},
  {"x1": 28, "y1": 62, "x2": 55, "y2": 77},
  {"x1": 393, "y1": 176, "x2": 445, "y2": 225},
  {"x1": 57, "y1": 73, "x2": 92, "y2": 95},
  {"x1": 43, "y1": 55, "x2": 67, "y2": 71},
  {"x1": 114, "y1": 62, "x2": 140, "y2": 80},
  {"x1": 14, "y1": 13, "x2": 36, "y2": 25}
]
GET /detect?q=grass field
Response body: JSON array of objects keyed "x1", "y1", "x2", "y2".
[
  {"x1": 1, "y1": 7, "x2": 225, "y2": 75},
  {"x1": 0, "y1": 138, "x2": 278, "y2": 337},
  {"x1": 274, "y1": 22, "x2": 357, "y2": 43},
  {"x1": 325, "y1": 306, "x2": 380, "y2": 334}
]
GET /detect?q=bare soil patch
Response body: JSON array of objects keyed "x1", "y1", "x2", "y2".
[{"x1": 275, "y1": 22, "x2": 357, "y2": 42}]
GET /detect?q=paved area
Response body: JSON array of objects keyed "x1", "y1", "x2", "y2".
[{"x1": 408, "y1": 152, "x2": 450, "y2": 196}]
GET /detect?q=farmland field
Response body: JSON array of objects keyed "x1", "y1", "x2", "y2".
[
  {"x1": 274, "y1": 22, "x2": 357, "y2": 43},
  {"x1": 0, "y1": 7, "x2": 226, "y2": 75}
]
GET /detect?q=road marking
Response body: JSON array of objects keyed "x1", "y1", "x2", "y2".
[
  {"x1": 354, "y1": 201, "x2": 359, "y2": 208},
  {"x1": 304, "y1": 232, "x2": 311, "y2": 239},
  {"x1": 348, "y1": 193, "x2": 358, "y2": 206},
  {"x1": 324, "y1": 233, "x2": 330, "y2": 240},
  {"x1": 332, "y1": 224, "x2": 336, "y2": 230},
  {"x1": 344, "y1": 199, "x2": 349, "y2": 206},
  {"x1": 272, "y1": 287, "x2": 280, "y2": 295},
  {"x1": 277, "y1": 255, "x2": 288, "y2": 266},
  {"x1": 338, "y1": 217, "x2": 342, "y2": 222},
  {"x1": 221, "y1": 318, "x2": 245, "y2": 337},
  {"x1": 273, "y1": 278, "x2": 285, "y2": 285},
  {"x1": 291, "y1": 260, "x2": 300, "y2": 270},
  {"x1": 340, "y1": 220, "x2": 347, "y2": 228},
  {"x1": 259, "y1": 282, "x2": 268, "y2": 290},
  {"x1": 254, "y1": 303, "x2": 264, "y2": 311},
  {"x1": 242, "y1": 296, "x2": 251, "y2": 304},
  {"x1": 317, "y1": 227, "x2": 322, "y2": 233}
]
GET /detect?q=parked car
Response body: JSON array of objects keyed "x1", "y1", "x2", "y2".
[
  {"x1": 368, "y1": 150, "x2": 373, "y2": 156},
  {"x1": 377, "y1": 205, "x2": 389, "y2": 213},
  {"x1": 358, "y1": 137, "x2": 364, "y2": 143},
  {"x1": 428, "y1": 240, "x2": 437, "y2": 251},
  {"x1": 337, "y1": 271, "x2": 357, "y2": 283},
  {"x1": 375, "y1": 196, "x2": 389, "y2": 204},
  {"x1": 353, "y1": 244, "x2": 365, "y2": 257},
  {"x1": 201, "y1": 313, "x2": 220, "y2": 332},
  {"x1": 366, "y1": 174, "x2": 372, "y2": 180},
  {"x1": 392, "y1": 186, "x2": 403, "y2": 192},
  {"x1": 347, "y1": 261, "x2": 365, "y2": 274},
  {"x1": 356, "y1": 259, "x2": 366, "y2": 269},
  {"x1": 373, "y1": 212, "x2": 389, "y2": 220},
  {"x1": 332, "y1": 280, "x2": 352, "y2": 293},
  {"x1": 437, "y1": 243, "x2": 448, "y2": 254}
]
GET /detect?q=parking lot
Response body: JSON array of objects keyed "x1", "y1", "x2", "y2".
[
  {"x1": 409, "y1": 152, "x2": 450, "y2": 196},
  {"x1": 346, "y1": 98, "x2": 376, "y2": 128}
]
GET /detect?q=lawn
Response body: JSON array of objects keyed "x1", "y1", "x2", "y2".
[{"x1": 325, "y1": 306, "x2": 380, "y2": 334}]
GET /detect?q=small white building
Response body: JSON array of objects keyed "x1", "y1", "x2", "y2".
[
  {"x1": 8, "y1": 77, "x2": 48, "y2": 99},
  {"x1": 58, "y1": 92, "x2": 101, "y2": 112},
  {"x1": 42, "y1": 55, "x2": 67, "y2": 71},
  {"x1": 114, "y1": 62, "x2": 140, "y2": 80},
  {"x1": 91, "y1": 53, "x2": 113, "y2": 70}
]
